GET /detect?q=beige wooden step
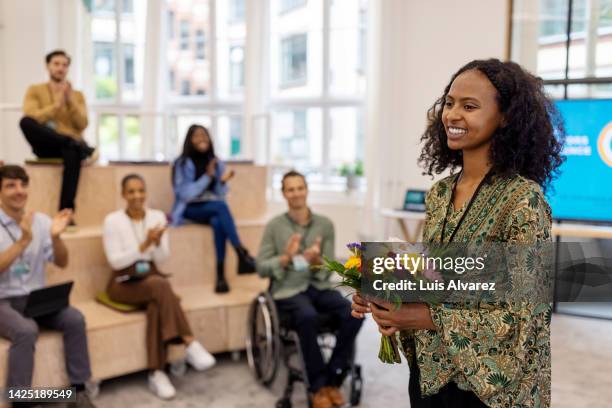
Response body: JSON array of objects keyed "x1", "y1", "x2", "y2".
[{"x1": 25, "y1": 162, "x2": 268, "y2": 227}]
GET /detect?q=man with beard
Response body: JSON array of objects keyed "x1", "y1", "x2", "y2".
[{"x1": 19, "y1": 50, "x2": 98, "y2": 218}]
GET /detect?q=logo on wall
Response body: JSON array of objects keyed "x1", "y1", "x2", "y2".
[{"x1": 598, "y1": 122, "x2": 612, "y2": 167}]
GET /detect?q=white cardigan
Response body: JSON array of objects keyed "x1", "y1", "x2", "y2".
[{"x1": 102, "y1": 208, "x2": 170, "y2": 271}]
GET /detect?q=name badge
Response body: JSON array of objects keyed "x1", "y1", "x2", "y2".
[
  {"x1": 292, "y1": 255, "x2": 310, "y2": 273},
  {"x1": 12, "y1": 262, "x2": 30, "y2": 276},
  {"x1": 135, "y1": 261, "x2": 151, "y2": 275}
]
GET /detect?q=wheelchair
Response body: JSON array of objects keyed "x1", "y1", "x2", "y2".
[{"x1": 246, "y1": 290, "x2": 363, "y2": 408}]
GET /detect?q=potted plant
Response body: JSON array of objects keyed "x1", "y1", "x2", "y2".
[{"x1": 339, "y1": 160, "x2": 364, "y2": 192}]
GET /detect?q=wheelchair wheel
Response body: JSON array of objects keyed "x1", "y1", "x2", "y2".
[
  {"x1": 246, "y1": 291, "x2": 281, "y2": 386},
  {"x1": 349, "y1": 365, "x2": 363, "y2": 406}
]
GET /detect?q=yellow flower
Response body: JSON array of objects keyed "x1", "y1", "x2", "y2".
[
  {"x1": 405, "y1": 253, "x2": 423, "y2": 273},
  {"x1": 344, "y1": 256, "x2": 361, "y2": 270}
]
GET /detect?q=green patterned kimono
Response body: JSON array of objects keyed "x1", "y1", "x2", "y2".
[{"x1": 399, "y1": 173, "x2": 552, "y2": 408}]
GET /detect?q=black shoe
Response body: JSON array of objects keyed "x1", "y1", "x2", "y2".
[
  {"x1": 215, "y1": 262, "x2": 230, "y2": 293},
  {"x1": 236, "y1": 246, "x2": 256, "y2": 275}
]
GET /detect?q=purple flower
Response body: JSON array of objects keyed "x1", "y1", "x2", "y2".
[{"x1": 346, "y1": 242, "x2": 363, "y2": 251}]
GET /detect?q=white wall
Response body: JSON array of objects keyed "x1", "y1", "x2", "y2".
[
  {"x1": 0, "y1": 0, "x2": 86, "y2": 163},
  {"x1": 361, "y1": 0, "x2": 509, "y2": 240}
]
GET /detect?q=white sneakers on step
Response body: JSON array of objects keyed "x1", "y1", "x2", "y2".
[
  {"x1": 186, "y1": 340, "x2": 216, "y2": 371},
  {"x1": 148, "y1": 369, "x2": 176, "y2": 400}
]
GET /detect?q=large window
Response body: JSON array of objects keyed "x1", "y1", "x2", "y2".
[
  {"x1": 165, "y1": 0, "x2": 246, "y2": 158},
  {"x1": 89, "y1": 0, "x2": 367, "y2": 185},
  {"x1": 512, "y1": 0, "x2": 612, "y2": 98},
  {"x1": 269, "y1": 0, "x2": 368, "y2": 189},
  {"x1": 91, "y1": 0, "x2": 147, "y2": 160}
]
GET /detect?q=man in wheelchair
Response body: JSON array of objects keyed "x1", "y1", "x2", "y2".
[{"x1": 256, "y1": 170, "x2": 363, "y2": 408}]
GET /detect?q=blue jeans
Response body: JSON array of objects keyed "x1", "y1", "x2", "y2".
[{"x1": 184, "y1": 200, "x2": 241, "y2": 262}]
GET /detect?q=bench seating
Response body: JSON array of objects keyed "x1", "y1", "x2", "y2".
[
  {"x1": 0, "y1": 224, "x2": 269, "y2": 388},
  {"x1": 0, "y1": 163, "x2": 270, "y2": 390}
]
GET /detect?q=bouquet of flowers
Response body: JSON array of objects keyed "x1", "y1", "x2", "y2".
[{"x1": 323, "y1": 242, "x2": 403, "y2": 364}]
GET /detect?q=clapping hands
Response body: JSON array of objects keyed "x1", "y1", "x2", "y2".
[{"x1": 51, "y1": 209, "x2": 73, "y2": 238}]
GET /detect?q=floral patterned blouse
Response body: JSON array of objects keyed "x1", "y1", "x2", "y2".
[{"x1": 399, "y1": 172, "x2": 552, "y2": 408}]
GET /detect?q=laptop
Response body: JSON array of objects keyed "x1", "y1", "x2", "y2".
[
  {"x1": 401, "y1": 189, "x2": 427, "y2": 212},
  {"x1": 24, "y1": 282, "x2": 74, "y2": 318}
]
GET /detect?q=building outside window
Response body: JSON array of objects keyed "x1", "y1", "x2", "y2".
[
  {"x1": 280, "y1": 0, "x2": 307, "y2": 14},
  {"x1": 180, "y1": 20, "x2": 190, "y2": 50},
  {"x1": 195, "y1": 29, "x2": 206, "y2": 59},
  {"x1": 281, "y1": 34, "x2": 308, "y2": 87},
  {"x1": 512, "y1": 0, "x2": 612, "y2": 92}
]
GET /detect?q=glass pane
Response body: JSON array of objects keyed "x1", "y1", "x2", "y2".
[
  {"x1": 124, "y1": 115, "x2": 142, "y2": 159},
  {"x1": 93, "y1": 0, "x2": 115, "y2": 14},
  {"x1": 544, "y1": 84, "x2": 565, "y2": 99},
  {"x1": 513, "y1": 0, "x2": 612, "y2": 80},
  {"x1": 270, "y1": 0, "x2": 323, "y2": 97},
  {"x1": 228, "y1": 0, "x2": 245, "y2": 22},
  {"x1": 120, "y1": 0, "x2": 147, "y2": 102},
  {"x1": 166, "y1": 0, "x2": 212, "y2": 99},
  {"x1": 567, "y1": 82, "x2": 612, "y2": 98},
  {"x1": 511, "y1": 0, "x2": 569, "y2": 80},
  {"x1": 93, "y1": 42, "x2": 117, "y2": 100},
  {"x1": 568, "y1": 0, "x2": 612, "y2": 78},
  {"x1": 329, "y1": 0, "x2": 367, "y2": 96},
  {"x1": 281, "y1": 34, "x2": 307, "y2": 86},
  {"x1": 271, "y1": 108, "x2": 322, "y2": 174},
  {"x1": 280, "y1": 0, "x2": 307, "y2": 14},
  {"x1": 216, "y1": 115, "x2": 243, "y2": 158},
  {"x1": 216, "y1": 0, "x2": 246, "y2": 99},
  {"x1": 99, "y1": 114, "x2": 119, "y2": 160},
  {"x1": 329, "y1": 107, "x2": 364, "y2": 176}
]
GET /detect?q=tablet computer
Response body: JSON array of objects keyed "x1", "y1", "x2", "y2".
[{"x1": 24, "y1": 281, "x2": 74, "y2": 318}]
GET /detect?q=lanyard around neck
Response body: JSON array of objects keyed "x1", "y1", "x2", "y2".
[
  {"x1": 439, "y1": 170, "x2": 493, "y2": 244},
  {"x1": 0, "y1": 220, "x2": 18, "y2": 243}
]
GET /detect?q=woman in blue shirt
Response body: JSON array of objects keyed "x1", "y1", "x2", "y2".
[{"x1": 171, "y1": 124, "x2": 255, "y2": 293}]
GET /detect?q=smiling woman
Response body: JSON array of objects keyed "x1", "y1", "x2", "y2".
[{"x1": 352, "y1": 59, "x2": 565, "y2": 408}]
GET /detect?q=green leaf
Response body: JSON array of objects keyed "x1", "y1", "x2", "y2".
[
  {"x1": 486, "y1": 372, "x2": 511, "y2": 388},
  {"x1": 449, "y1": 331, "x2": 471, "y2": 350},
  {"x1": 502, "y1": 313, "x2": 514, "y2": 325}
]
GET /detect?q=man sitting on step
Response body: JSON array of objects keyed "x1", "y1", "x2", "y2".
[
  {"x1": 0, "y1": 165, "x2": 96, "y2": 408},
  {"x1": 19, "y1": 49, "x2": 98, "y2": 218},
  {"x1": 257, "y1": 170, "x2": 363, "y2": 408}
]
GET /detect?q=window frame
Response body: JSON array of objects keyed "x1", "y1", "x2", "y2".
[
  {"x1": 511, "y1": 0, "x2": 612, "y2": 99},
  {"x1": 268, "y1": 0, "x2": 367, "y2": 189}
]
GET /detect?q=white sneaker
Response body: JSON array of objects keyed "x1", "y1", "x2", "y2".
[
  {"x1": 148, "y1": 369, "x2": 176, "y2": 400},
  {"x1": 185, "y1": 341, "x2": 216, "y2": 371}
]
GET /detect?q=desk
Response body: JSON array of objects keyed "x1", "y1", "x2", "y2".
[
  {"x1": 380, "y1": 208, "x2": 426, "y2": 243},
  {"x1": 552, "y1": 223, "x2": 612, "y2": 239}
]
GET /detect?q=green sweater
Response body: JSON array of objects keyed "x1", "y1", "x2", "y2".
[{"x1": 256, "y1": 212, "x2": 335, "y2": 299}]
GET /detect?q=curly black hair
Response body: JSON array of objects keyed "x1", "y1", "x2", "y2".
[{"x1": 418, "y1": 58, "x2": 565, "y2": 191}]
